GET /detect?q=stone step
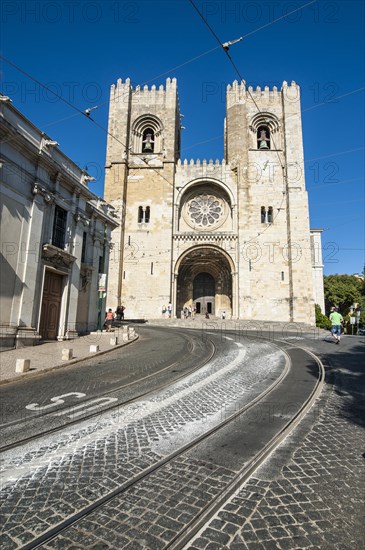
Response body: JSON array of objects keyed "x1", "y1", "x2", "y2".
[{"x1": 143, "y1": 318, "x2": 317, "y2": 332}]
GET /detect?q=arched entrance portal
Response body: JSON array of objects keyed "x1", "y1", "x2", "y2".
[{"x1": 176, "y1": 247, "x2": 233, "y2": 318}]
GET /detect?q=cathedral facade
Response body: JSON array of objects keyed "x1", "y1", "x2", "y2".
[{"x1": 104, "y1": 77, "x2": 324, "y2": 324}]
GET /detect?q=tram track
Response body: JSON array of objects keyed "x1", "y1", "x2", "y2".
[
  {"x1": 17, "y1": 345, "x2": 324, "y2": 550},
  {"x1": 0, "y1": 329, "x2": 216, "y2": 451}
]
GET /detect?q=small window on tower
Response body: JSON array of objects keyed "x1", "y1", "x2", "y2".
[
  {"x1": 257, "y1": 126, "x2": 270, "y2": 150},
  {"x1": 267, "y1": 207, "x2": 273, "y2": 223},
  {"x1": 145, "y1": 206, "x2": 150, "y2": 223},
  {"x1": 138, "y1": 206, "x2": 144, "y2": 223},
  {"x1": 261, "y1": 207, "x2": 266, "y2": 224},
  {"x1": 138, "y1": 206, "x2": 151, "y2": 224},
  {"x1": 142, "y1": 128, "x2": 155, "y2": 153}
]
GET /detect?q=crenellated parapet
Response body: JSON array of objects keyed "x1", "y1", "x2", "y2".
[
  {"x1": 175, "y1": 158, "x2": 237, "y2": 203},
  {"x1": 176, "y1": 158, "x2": 233, "y2": 181},
  {"x1": 110, "y1": 77, "x2": 178, "y2": 107},
  {"x1": 226, "y1": 80, "x2": 300, "y2": 108}
]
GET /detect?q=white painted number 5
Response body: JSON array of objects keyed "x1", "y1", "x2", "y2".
[{"x1": 25, "y1": 392, "x2": 86, "y2": 411}]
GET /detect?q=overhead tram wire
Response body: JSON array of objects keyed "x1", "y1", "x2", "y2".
[
  {"x1": 187, "y1": 0, "x2": 317, "y2": 170},
  {"x1": 187, "y1": 0, "x2": 292, "y2": 241},
  {"x1": 81, "y1": 0, "x2": 320, "y2": 111},
  {"x1": 182, "y1": 85, "x2": 365, "y2": 159},
  {"x1": 1, "y1": 1, "x2": 321, "y2": 140},
  {"x1": 0, "y1": 56, "x2": 175, "y2": 191},
  {"x1": 188, "y1": 0, "x2": 339, "y2": 245},
  {"x1": 0, "y1": 0, "x2": 323, "y2": 200}
]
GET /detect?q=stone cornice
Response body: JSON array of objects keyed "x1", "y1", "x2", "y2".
[{"x1": 42, "y1": 243, "x2": 77, "y2": 268}]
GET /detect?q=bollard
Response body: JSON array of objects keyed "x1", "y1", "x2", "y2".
[
  {"x1": 110, "y1": 337, "x2": 118, "y2": 346},
  {"x1": 16, "y1": 359, "x2": 30, "y2": 373},
  {"x1": 62, "y1": 348, "x2": 73, "y2": 361},
  {"x1": 90, "y1": 344, "x2": 99, "y2": 353},
  {"x1": 122, "y1": 326, "x2": 129, "y2": 342}
]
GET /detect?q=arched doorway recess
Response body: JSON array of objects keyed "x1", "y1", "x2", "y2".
[{"x1": 176, "y1": 247, "x2": 233, "y2": 318}]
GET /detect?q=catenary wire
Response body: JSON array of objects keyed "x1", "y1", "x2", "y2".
[
  {"x1": 187, "y1": 0, "x2": 291, "y2": 241},
  {"x1": 0, "y1": 55, "x2": 175, "y2": 191}
]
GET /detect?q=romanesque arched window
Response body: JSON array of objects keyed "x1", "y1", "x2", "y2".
[
  {"x1": 261, "y1": 206, "x2": 273, "y2": 223},
  {"x1": 138, "y1": 206, "x2": 151, "y2": 224},
  {"x1": 132, "y1": 115, "x2": 163, "y2": 155},
  {"x1": 250, "y1": 112, "x2": 280, "y2": 150}
]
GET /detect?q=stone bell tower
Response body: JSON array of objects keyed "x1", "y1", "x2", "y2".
[
  {"x1": 225, "y1": 80, "x2": 316, "y2": 323},
  {"x1": 104, "y1": 78, "x2": 181, "y2": 316}
]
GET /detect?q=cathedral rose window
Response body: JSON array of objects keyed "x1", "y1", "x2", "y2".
[{"x1": 187, "y1": 194, "x2": 224, "y2": 228}]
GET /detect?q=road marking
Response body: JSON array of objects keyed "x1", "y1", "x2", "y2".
[
  {"x1": 25, "y1": 392, "x2": 86, "y2": 411},
  {"x1": 53, "y1": 397, "x2": 118, "y2": 418}
]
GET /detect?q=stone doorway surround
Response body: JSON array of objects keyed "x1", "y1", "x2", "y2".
[
  {"x1": 174, "y1": 246, "x2": 234, "y2": 319},
  {"x1": 39, "y1": 270, "x2": 64, "y2": 340}
]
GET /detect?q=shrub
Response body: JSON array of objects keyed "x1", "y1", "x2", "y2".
[{"x1": 315, "y1": 304, "x2": 331, "y2": 329}]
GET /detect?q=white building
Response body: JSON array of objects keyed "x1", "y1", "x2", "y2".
[
  {"x1": 104, "y1": 78, "x2": 325, "y2": 323},
  {"x1": 0, "y1": 98, "x2": 118, "y2": 349}
]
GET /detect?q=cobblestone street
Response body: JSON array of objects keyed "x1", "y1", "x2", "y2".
[
  {"x1": 187, "y1": 338, "x2": 365, "y2": 549},
  {"x1": 1, "y1": 334, "x2": 285, "y2": 549},
  {"x1": 0, "y1": 327, "x2": 363, "y2": 549}
]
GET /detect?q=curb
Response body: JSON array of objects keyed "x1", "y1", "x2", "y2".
[{"x1": 0, "y1": 335, "x2": 139, "y2": 387}]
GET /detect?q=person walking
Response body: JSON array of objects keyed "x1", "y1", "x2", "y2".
[
  {"x1": 329, "y1": 307, "x2": 344, "y2": 344},
  {"x1": 105, "y1": 309, "x2": 114, "y2": 332},
  {"x1": 115, "y1": 305, "x2": 122, "y2": 321}
]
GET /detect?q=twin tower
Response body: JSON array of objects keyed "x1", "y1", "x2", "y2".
[{"x1": 104, "y1": 77, "x2": 324, "y2": 323}]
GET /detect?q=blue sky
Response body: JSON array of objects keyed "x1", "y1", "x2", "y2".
[{"x1": 1, "y1": 0, "x2": 364, "y2": 276}]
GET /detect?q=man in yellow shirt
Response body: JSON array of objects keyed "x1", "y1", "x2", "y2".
[{"x1": 329, "y1": 307, "x2": 344, "y2": 344}]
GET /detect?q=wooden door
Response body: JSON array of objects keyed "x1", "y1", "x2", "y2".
[
  {"x1": 193, "y1": 272, "x2": 215, "y2": 315},
  {"x1": 39, "y1": 271, "x2": 63, "y2": 340}
]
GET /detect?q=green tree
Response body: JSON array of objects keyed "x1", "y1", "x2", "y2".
[{"x1": 323, "y1": 274, "x2": 362, "y2": 316}]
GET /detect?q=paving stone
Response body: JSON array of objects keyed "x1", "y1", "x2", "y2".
[
  {"x1": 222, "y1": 521, "x2": 241, "y2": 536},
  {"x1": 218, "y1": 510, "x2": 245, "y2": 526},
  {"x1": 187, "y1": 537, "x2": 210, "y2": 549},
  {"x1": 186, "y1": 349, "x2": 365, "y2": 550},
  {"x1": 200, "y1": 527, "x2": 230, "y2": 545}
]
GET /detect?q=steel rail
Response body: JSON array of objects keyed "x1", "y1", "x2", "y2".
[
  {"x1": 0, "y1": 329, "x2": 216, "y2": 451},
  {"x1": 19, "y1": 343, "x2": 292, "y2": 550},
  {"x1": 167, "y1": 347, "x2": 325, "y2": 549}
]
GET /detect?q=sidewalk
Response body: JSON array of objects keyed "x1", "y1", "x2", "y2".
[{"x1": 0, "y1": 327, "x2": 138, "y2": 385}]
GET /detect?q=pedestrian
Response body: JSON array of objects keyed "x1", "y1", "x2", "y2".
[
  {"x1": 167, "y1": 302, "x2": 172, "y2": 318},
  {"x1": 162, "y1": 305, "x2": 167, "y2": 318},
  {"x1": 115, "y1": 305, "x2": 122, "y2": 321},
  {"x1": 105, "y1": 308, "x2": 114, "y2": 332},
  {"x1": 188, "y1": 305, "x2": 192, "y2": 318},
  {"x1": 221, "y1": 311, "x2": 226, "y2": 319},
  {"x1": 329, "y1": 307, "x2": 343, "y2": 344},
  {"x1": 192, "y1": 306, "x2": 196, "y2": 319},
  {"x1": 121, "y1": 305, "x2": 125, "y2": 320}
]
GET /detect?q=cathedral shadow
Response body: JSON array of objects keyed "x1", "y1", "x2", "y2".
[{"x1": 320, "y1": 339, "x2": 365, "y2": 429}]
